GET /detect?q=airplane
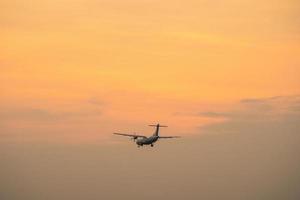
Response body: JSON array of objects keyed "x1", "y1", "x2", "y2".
[{"x1": 113, "y1": 123, "x2": 180, "y2": 147}]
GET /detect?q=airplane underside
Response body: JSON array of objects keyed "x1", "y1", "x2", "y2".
[
  {"x1": 137, "y1": 143, "x2": 154, "y2": 147},
  {"x1": 136, "y1": 136, "x2": 158, "y2": 147}
]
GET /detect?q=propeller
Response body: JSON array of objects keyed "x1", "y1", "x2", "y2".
[{"x1": 131, "y1": 133, "x2": 138, "y2": 142}]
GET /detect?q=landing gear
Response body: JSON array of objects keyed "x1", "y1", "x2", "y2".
[{"x1": 151, "y1": 144, "x2": 154, "y2": 147}]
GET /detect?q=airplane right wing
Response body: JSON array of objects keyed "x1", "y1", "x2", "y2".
[{"x1": 159, "y1": 136, "x2": 180, "y2": 139}]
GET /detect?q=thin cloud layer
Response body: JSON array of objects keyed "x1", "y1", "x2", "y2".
[
  {"x1": 197, "y1": 111, "x2": 229, "y2": 118},
  {"x1": 200, "y1": 95, "x2": 300, "y2": 134},
  {"x1": 0, "y1": 107, "x2": 102, "y2": 122}
]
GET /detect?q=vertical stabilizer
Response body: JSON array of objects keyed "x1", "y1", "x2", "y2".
[{"x1": 149, "y1": 124, "x2": 168, "y2": 136}]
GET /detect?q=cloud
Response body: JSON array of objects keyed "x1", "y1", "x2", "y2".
[
  {"x1": 240, "y1": 96, "x2": 282, "y2": 104},
  {"x1": 0, "y1": 105, "x2": 103, "y2": 143},
  {"x1": 190, "y1": 96, "x2": 300, "y2": 200},
  {"x1": 197, "y1": 111, "x2": 228, "y2": 118},
  {"x1": 0, "y1": 108, "x2": 58, "y2": 121},
  {"x1": 179, "y1": 96, "x2": 300, "y2": 120},
  {"x1": 88, "y1": 97, "x2": 105, "y2": 106},
  {"x1": 0, "y1": 106, "x2": 102, "y2": 122},
  {"x1": 200, "y1": 95, "x2": 300, "y2": 134}
]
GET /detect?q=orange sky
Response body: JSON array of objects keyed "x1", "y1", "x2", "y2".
[{"x1": 1, "y1": 0, "x2": 299, "y2": 143}]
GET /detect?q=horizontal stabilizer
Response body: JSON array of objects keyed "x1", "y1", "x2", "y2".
[{"x1": 149, "y1": 124, "x2": 168, "y2": 127}]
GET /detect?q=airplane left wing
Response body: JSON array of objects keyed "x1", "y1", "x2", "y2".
[{"x1": 113, "y1": 133, "x2": 147, "y2": 138}]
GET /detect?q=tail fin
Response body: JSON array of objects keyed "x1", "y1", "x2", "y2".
[{"x1": 149, "y1": 124, "x2": 168, "y2": 136}]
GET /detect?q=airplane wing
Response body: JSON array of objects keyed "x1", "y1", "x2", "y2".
[
  {"x1": 159, "y1": 136, "x2": 180, "y2": 139},
  {"x1": 113, "y1": 133, "x2": 147, "y2": 138}
]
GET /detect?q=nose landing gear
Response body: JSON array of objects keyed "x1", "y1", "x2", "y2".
[{"x1": 151, "y1": 144, "x2": 154, "y2": 147}]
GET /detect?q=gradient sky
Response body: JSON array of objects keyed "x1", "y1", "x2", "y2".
[
  {"x1": 1, "y1": 0, "x2": 300, "y2": 142},
  {"x1": 1, "y1": 0, "x2": 300, "y2": 199}
]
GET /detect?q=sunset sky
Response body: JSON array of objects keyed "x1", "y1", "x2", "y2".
[
  {"x1": 1, "y1": 0, "x2": 300, "y2": 199},
  {"x1": 1, "y1": 0, "x2": 300, "y2": 143}
]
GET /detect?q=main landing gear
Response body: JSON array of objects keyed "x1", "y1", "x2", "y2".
[{"x1": 151, "y1": 144, "x2": 154, "y2": 147}]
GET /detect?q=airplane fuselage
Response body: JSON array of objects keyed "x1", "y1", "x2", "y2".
[{"x1": 136, "y1": 135, "x2": 159, "y2": 146}]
